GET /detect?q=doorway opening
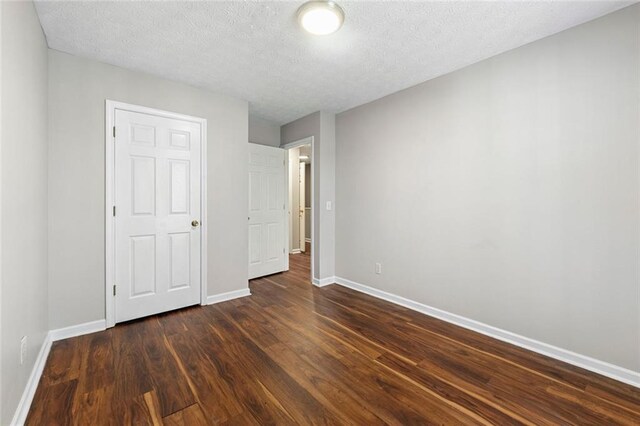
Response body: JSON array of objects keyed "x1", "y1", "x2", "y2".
[{"x1": 283, "y1": 137, "x2": 314, "y2": 284}]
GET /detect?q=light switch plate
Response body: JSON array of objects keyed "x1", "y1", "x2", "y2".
[{"x1": 326, "y1": 201, "x2": 332, "y2": 210}]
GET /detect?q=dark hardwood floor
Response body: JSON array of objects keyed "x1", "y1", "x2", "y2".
[{"x1": 27, "y1": 252, "x2": 640, "y2": 425}]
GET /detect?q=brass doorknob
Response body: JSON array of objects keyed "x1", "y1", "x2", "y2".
[{"x1": 191, "y1": 220, "x2": 200, "y2": 227}]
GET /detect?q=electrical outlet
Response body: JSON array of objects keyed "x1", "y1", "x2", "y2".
[
  {"x1": 20, "y1": 336, "x2": 27, "y2": 365},
  {"x1": 375, "y1": 262, "x2": 382, "y2": 274}
]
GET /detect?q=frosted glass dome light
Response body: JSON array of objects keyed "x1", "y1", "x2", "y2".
[{"x1": 297, "y1": 1, "x2": 345, "y2": 35}]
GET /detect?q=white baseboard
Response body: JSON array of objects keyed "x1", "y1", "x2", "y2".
[
  {"x1": 49, "y1": 319, "x2": 106, "y2": 342},
  {"x1": 11, "y1": 333, "x2": 52, "y2": 426},
  {"x1": 333, "y1": 276, "x2": 640, "y2": 388},
  {"x1": 312, "y1": 276, "x2": 335, "y2": 287},
  {"x1": 305, "y1": 238, "x2": 311, "y2": 243},
  {"x1": 290, "y1": 249, "x2": 301, "y2": 254},
  {"x1": 9, "y1": 289, "x2": 252, "y2": 425},
  {"x1": 11, "y1": 319, "x2": 106, "y2": 425},
  {"x1": 9, "y1": 290, "x2": 253, "y2": 424},
  {"x1": 206, "y1": 288, "x2": 251, "y2": 305}
]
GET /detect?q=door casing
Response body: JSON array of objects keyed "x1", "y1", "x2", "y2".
[{"x1": 105, "y1": 100, "x2": 208, "y2": 328}]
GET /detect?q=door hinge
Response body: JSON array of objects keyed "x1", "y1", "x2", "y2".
[
  {"x1": 113, "y1": 285, "x2": 116, "y2": 296},
  {"x1": 113, "y1": 126, "x2": 116, "y2": 138},
  {"x1": 113, "y1": 206, "x2": 116, "y2": 216}
]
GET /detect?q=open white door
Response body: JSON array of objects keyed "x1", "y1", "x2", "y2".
[
  {"x1": 249, "y1": 143, "x2": 287, "y2": 279},
  {"x1": 299, "y1": 162, "x2": 306, "y2": 252},
  {"x1": 114, "y1": 108, "x2": 203, "y2": 323}
]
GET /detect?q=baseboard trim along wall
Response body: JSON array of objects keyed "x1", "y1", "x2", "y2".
[
  {"x1": 312, "y1": 277, "x2": 334, "y2": 287},
  {"x1": 49, "y1": 319, "x2": 106, "y2": 342},
  {"x1": 289, "y1": 249, "x2": 302, "y2": 255},
  {"x1": 11, "y1": 319, "x2": 106, "y2": 425},
  {"x1": 11, "y1": 287, "x2": 253, "y2": 424},
  {"x1": 331, "y1": 276, "x2": 640, "y2": 389},
  {"x1": 11, "y1": 334, "x2": 52, "y2": 426},
  {"x1": 206, "y1": 288, "x2": 251, "y2": 305}
]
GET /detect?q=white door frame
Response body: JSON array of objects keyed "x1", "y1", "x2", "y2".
[
  {"x1": 282, "y1": 136, "x2": 315, "y2": 283},
  {"x1": 105, "y1": 100, "x2": 208, "y2": 328}
]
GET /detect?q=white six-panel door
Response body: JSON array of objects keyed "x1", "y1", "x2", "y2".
[
  {"x1": 114, "y1": 109, "x2": 202, "y2": 323},
  {"x1": 248, "y1": 143, "x2": 287, "y2": 279}
]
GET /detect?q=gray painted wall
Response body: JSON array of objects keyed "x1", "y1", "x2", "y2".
[
  {"x1": 48, "y1": 50, "x2": 249, "y2": 329},
  {"x1": 1, "y1": 2, "x2": 49, "y2": 423},
  {"x1": 336, "y1": 5, "x2": 640, "y2": 371},
  {"x1": 249, "y1": 115, "x2": 281, "y2": 147},
  {"x1": 281, "y1": 111, "x2": 335, "y2": 280}
]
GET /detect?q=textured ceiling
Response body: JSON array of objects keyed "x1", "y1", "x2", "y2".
[{"x1": 35, "y1": 1, "x2": 633, "y2": 124}]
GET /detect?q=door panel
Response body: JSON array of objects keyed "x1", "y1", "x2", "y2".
[
  {"x1": 249, "y1": 224, "x2": 261, "y2": 265},
  {"x1": 115, "y1": 109, "x2": 201, "y2": 323},
  {"x1": 266, "y1": 222, "x2": 281, "y2": 260},
  {"x1": 130, "y1": 235, "x2": 156, "y2": 297},
  {"x1": 248, "y1": 143, "x2": 286, "y2": 279},
  {"x1": 169, "y1": 232, "x2": 191, "y2": 290},
  {"x1": 169, "y1": 160, "x2": 190, "y2": 215},
  {"x1": 249, "y1": 171, "x2": 261, "y2": 211},
  {"x1": 131, "y1": 156, "x2": 156, "y2": 215}
]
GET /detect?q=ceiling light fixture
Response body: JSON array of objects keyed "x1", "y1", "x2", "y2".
[{"x1": 297, "y1": 1, "x2": 345, "y2": 36}]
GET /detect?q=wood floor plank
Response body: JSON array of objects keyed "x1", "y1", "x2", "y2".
[
  {"x1": 26, "y1": 379, "x2": 77, "y2": 426},
  {"x1": 111, "y1": 319, "x2": 155, "y2": 403},
  {"x1": 142, "y1": 390, "x2": 164, "y2": 425},
  {"x1": 76, "y1": 331, "x2": 115, "y2": 394},
  {"x1": 162, "y1": 403, "x2": 208, "y2": 426},
  {"x1": 72, "y1": 385, "x2": 117, "y2": 426},
  {"x1": 26, "y1": 251, "x2": 640, "y2": 425},
  {"x1": 157, "y1": 308, "x2": 190, "y2": 337},
  {"x1": 40, "y1": 337, "x2": 86, "y2": 387},
  {"x1": 263, "y1": 342, "x2": 386, "y2": 425},
  {"x1": 167, "y1": 331, "x2": 244, "y2": 423},
  {"x1": 218, "y1": 411, "x2": 262, "y2": 425},
  {"x1": 138, "y1": 318, "x2": 196, "y2": 417},
  {"x1": 178, "y1": 311, "x2": 302, "y2": 424},
  {"x1": 113, "y1": 390, "x2": 162, "y2": 426},
  {"x1": 223, "y1": 302, "x2": 385, "y2": 424},
  {"x1": 374, "y1": 352, "x2": 532, "y2": 425},
  {"x1": 208, "y1": 309, "x2": 345, "y2": 424}
]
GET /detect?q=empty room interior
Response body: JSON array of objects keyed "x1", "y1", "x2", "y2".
[{"x1": 2, "y1": 0, "x2": 640, "y2": 424}]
